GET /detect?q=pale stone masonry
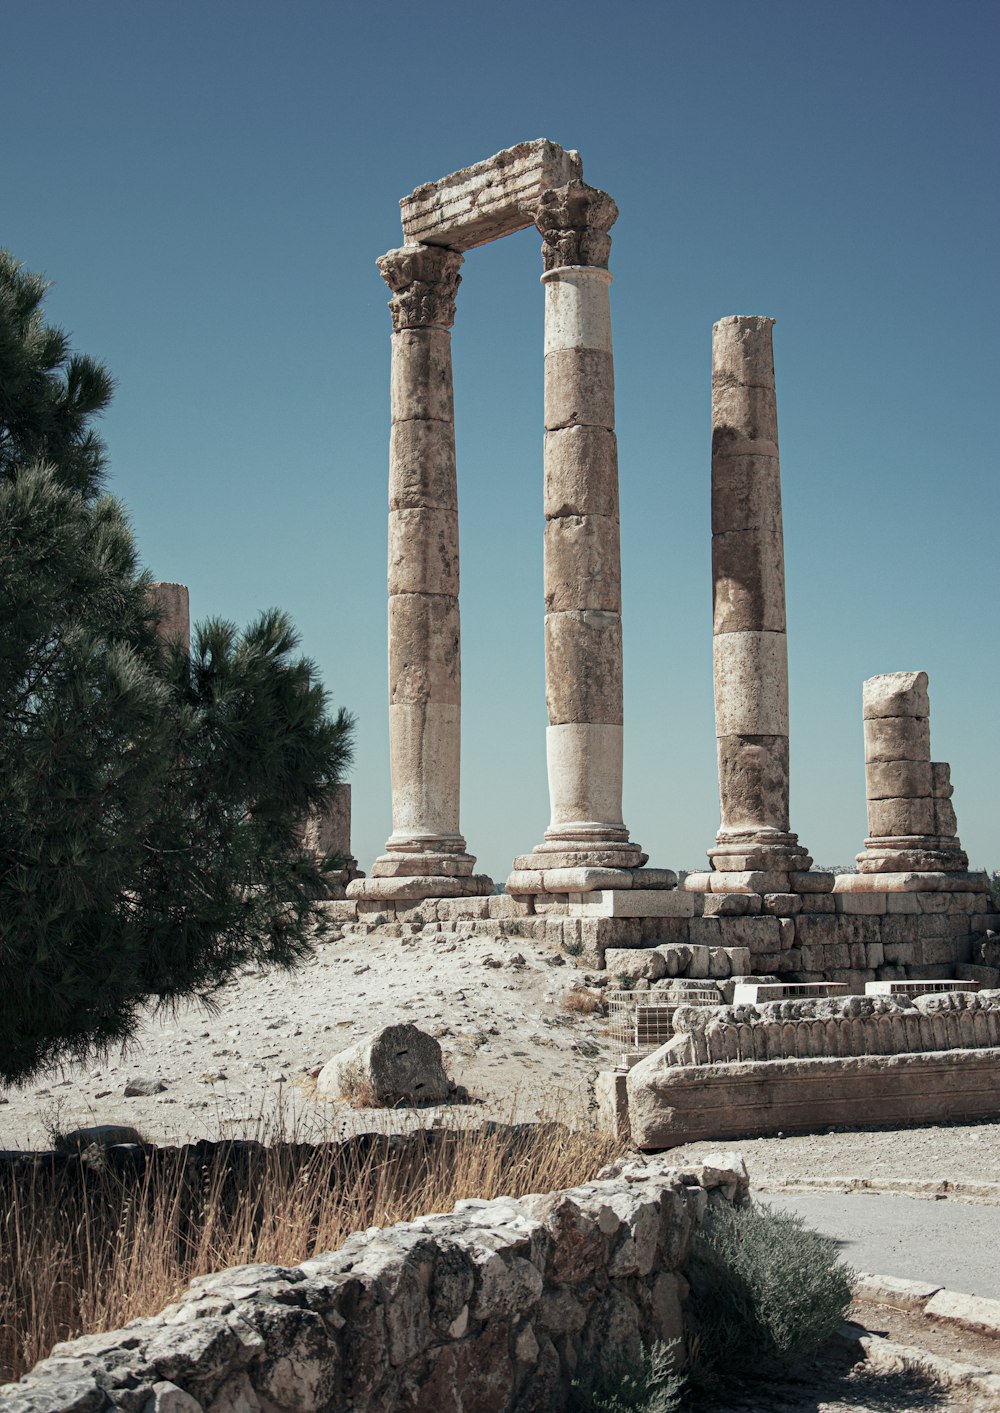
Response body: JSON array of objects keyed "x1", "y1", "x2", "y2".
[
  {"x1": 508, "y1": 182, "x2": 650, "y2": 896},
  {"x1": 708, "y1": 317, "x2": 812, "y2": 882},
  {"x1": 148, "y1": 580, "x2": 189, "y2": 653},
  {"x1": 350, "y1": 244, "x2": 491, "y2": 902},
  {"x1": 853, "y1": 671, "x2": 970, "y2": 876}
]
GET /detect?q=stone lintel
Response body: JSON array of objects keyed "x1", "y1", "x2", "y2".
[
  {"x1": 507, "y1": 865, "x2": 664, "y2": 896},
  {"x1": 400, "y1": 140, "x2": 583, "y2": 251}
]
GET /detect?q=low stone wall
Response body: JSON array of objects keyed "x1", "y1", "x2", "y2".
[
  {"x1": 625, "y1": 1049, "x2": 1000, "y2": 1151},
  {"x1": 657, "y1": 989, "x2": 1000, "y2": 1067},
  {"x1": 0, "y1": 1155, "x2": 748, "y2": 1413}
]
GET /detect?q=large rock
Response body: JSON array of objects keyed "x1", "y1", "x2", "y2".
[{"x1": 316, "y1": 1024, "x2": 451, "y2": 1106}]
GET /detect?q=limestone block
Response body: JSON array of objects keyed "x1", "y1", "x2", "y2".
[
  {"x1": 387, "y1": 702, "x2": 460, "y2": 840},
  {"x1": 711, "y1": 454, "x2": 783, "y2": 535},
  {"x1": 884, "y1": 892, "x2": 923, "y2": 913},
  {"x1": 682, "y1": 872, "x2": 714, "y2": 892},
  {"x1": 545, "y1": 722, "x2": 625, "y2": 831},
  {"x1": 764, "y1": 893, "x2": 802, "y2": 916},
  {"x1": 713, "y1": 632, "x2": 789, "y2": 737},
  {"x1": 389, "y1": 596, "x2": 460, "y2": 705},
  {"x1": 689, "y1": 917, "x2": 722, "y2": 946},
  {"x1": 400, "y1": 139, "x2": 582, "y2": 250},
  {"x1": 712, "y1": 528, "x2": 786, "y2": 634},
  {"x1": 703, "y1": 892, "x2": 762, "y2": 917},
  {"x1": 790, "y1": 871, "x2": 836, "y2": 893},
  {"x1": 544, "y1": 426, "x2": 620, "y2": 519},
  {"x1": 544, "y1": 347, "x2": 615, "y2": 431},
  {"x1": 544, "y1": 612, "x2": 622, "y2": 725},
  {"x1": 863, "y1": 672, "x2": 930, "y2": 720},
  {"x1": 716, "y1": 735, "x2": 790, "y2": 834},
  {"x1": 388, "y1": 508, "x2": 459, "y2": 597},
  {"x1": 712, "y1": 382, "x2": 778, "y2": 447},
  {"x1": 778, "y1": 918, "x2": 796, "y2": 949},
  {"x1": 863, "y1": 715, "x2": 931, "y2": 764},
  {"x1": 543, "y1": 267, "x2": 612, "y2": 354},
  {"x1": 390, "y1": 329, "x2": 454, "y2": 423},
  {"x1": 931, "y1": 762, "x2": 953, "y2": 798},
  {"x1": 713, "y1": 314, "x2": 776, "y2": 384},
  {"x1": 866, "y1": 760, "x2": 933, "y2": 800},
  {"x1": 569, "y1": 890, "x2": 692, "y2": 918},
  {"x1": 389, "y1": 419, "x2": 457, "y2": 510},
  {"x1": 934, "y1": 798, "x2": 958, "y2": 837},
  {"x1": 316, "y1": 1023, "x2": 450, "y2": 1104},
  {"x1": 717, "y1": 916, "x2": 781, "y2": 951},
  {"x1": 834, "y1": 893, "x2": 887, "y2": 916},
  {"x1": 868, "y1": 798, "x2": 936, "y2": 838},
  {"x1": 722, "y1": 947, "x2": 752, "y2": 974},
  {"x1": 604, "y1": 948, "x2": 665, "y2": 982},
  {"x1": 710, "y1": 869, "x2": 791, "y2": 893},
  {"x1": 544, "y1": 515, "x2": 621, "y2": 613}
]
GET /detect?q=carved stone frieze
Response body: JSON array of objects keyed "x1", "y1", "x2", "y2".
[
  {"x1": 526, "y1": 180, "x2": 618, "y2": 271},
  {"x1": 377, "y1": 244, "x2": 464, "y2": 331}
]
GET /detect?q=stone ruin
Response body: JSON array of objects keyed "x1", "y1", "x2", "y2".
[{"x1": 317, "y1": 139, "x2": 997, "y2": 1144}]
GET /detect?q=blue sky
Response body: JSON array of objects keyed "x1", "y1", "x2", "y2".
[{"x1": 3, "y1": 0, "x2": 997, "y2": 882}]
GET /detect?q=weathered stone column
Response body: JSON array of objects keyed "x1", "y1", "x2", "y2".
[
  {"x1": 148, "y1": 581, "x2": 190, "y2": 654},
  {"x1": 856, "y1": 672, "x2": 969, "y2": 874},
  {"x1": 709, "y1": 316, "x2": 811, "y2": 879},
  {"x1": 350, "y1": 244, "x2": 491, "y2": 901},
  {"x1": 509, "y1": 183, "x2": 650, "y2": 895}
]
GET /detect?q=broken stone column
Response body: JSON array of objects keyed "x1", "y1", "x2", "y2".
[
  {"x1": 299, "y1": 783, "x2": 364, "y2": 898},
  {"x1": 148, "y1": 581, "x2": 190, "y2": 654},
  {"x1": 350, "y1": 244, "x2": 491, "y2": 902},
  {"x1": 856, "y1": 672, "x2": 969, "y2": 873},
  {"x1": 508, "y1": 182, "x2": 650, "y2": 896},
  {"x1": 708, "y1": 317, "x2": 812, "y2": 880}
]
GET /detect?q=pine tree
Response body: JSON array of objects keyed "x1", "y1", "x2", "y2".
[{"x1": 0, "y1": 251, "x2": 354, "y2": 1086}]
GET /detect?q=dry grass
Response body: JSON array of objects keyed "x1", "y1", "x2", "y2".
[
  {"x1": 0, "y1": 1112, "x2": 620, "y2": 1383},
  {"x1": 561, "y1": 988, "x2": 604, "y2": 1016}
]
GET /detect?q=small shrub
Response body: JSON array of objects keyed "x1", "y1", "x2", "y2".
[
  {"x1": 686, "y1": 1201, "x2": 853, "y2": 1378},
  {"x1": 372, "y1": 913, "x2": 387, "y2": 927},
  {"x1": 562, "y1": 988, "x2": 602, "y2": 1016},
  {"x1": 410, "y1": 911, "x2": 425, "y2": 927},
  {"x1": 988, "y1": 869, "x2": 1000, "y2": 911},
  {"x1": 561, "y1": 937, "x2": 584, "y2": 956},
  {"x1": 569, "y1": 1339, "x2": 686, "y2": 1412},
  {"x1": 505, "y1": 921, "x2": 523, "y2": 937}
]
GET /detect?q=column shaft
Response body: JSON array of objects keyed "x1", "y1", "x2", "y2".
[
  {"x1": 351, "y1": 244, "x2": 491, "y2": 900},
  {"x1": 709, "y1": 316, "x2": 811, "y2": 876},
  {"x1": 509, "y1": 182, "x2": 649, "y2": 892}
]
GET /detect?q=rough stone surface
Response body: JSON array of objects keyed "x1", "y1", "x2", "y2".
[
  {"x1": 0, "y1": 1157, "x2": 746, "y2": 1413},
  {"x1": 316, "y1": 1023, "x2": 451, "y2": 1105}
]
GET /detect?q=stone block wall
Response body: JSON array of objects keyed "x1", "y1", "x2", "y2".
[
  {"x1": 317, "y1": 890, "x2": 1000, "y2": 992},
  {"x1": 0, "y1": 1156, "x2": 748, "y2": 1413}
]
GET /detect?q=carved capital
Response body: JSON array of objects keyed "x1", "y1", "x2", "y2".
[
  {"x1": 377, "y1": 244, "x2": 464, "y2": 331},
  {"x1": 526, "y1": 181, "x2": 618, "y2": 271}
]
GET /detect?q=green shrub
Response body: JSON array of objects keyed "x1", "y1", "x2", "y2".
[
  {"x1": 686, "y1": 1201, "x2": 853, "y2": 1377},
  {"x1": 988, "y1": 869, "x2": 1000, "y2": 912},
  {"x1": 569, "y1": 1339, "x2": 686, "y2": 1413}
]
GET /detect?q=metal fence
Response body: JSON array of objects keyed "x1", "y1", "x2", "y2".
[{"x1": 607, "y1": 987, "x2": 720, "y2": 1061}]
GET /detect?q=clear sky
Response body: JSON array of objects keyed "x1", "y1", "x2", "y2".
[{"x1": 3, "y1": 0, "x2": 997, "y2": 883}]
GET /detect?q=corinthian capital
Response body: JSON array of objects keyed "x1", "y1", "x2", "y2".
[
  {"x1": 525, "y1": 181, "x2": 619, "y2": 271},
  {"x1": 376, "y1": 244, "x2": 464, "y2": 331}
]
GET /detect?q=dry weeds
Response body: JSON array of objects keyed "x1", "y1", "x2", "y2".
[{"x1": 0, "y1": 1110, "x2": 620, "y2": 1383}]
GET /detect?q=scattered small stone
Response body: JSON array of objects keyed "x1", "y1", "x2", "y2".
[
  {"x1": 508, "y1": 953, "x2": 527, "y2": 968},
  {"x1": 124, "y1": 1077, "x2": 166, "y2": 1097}
]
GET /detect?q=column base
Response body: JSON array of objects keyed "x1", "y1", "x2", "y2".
[
  {"x1": 709, "y1": 830, "x2": 812, "y2": 874},
  {"x1": 346, "y1": 873, "x2": 494, "y2": 902},
  {"x1": 856, "y1": 835, "x2": 969, "y2": 874}
]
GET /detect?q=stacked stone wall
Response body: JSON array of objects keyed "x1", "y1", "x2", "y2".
[{"x1": 0, "y1": 1156, "x2": 747, "y2": 1413}]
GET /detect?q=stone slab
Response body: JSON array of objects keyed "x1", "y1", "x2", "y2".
[
  {"x1": 924, "y1": 1288, "x2": 1000, "y2": 1339},
  {"x1": 854, "y1": 1273, "x2": 942, "y2": 1311},
  {"x1": 626, "y1": 1048, "x2": 1000, "y2": 1150},
  {"x1": 568, "y1": 889, "x2": 694, "y2": 918},
  {"x1": 835, "y1": 871, "x2": 989, "y2": 894},
  {"x1": 399, "y1": 139, "x2": 582, "y2": 251},
  {"x1": 347, "y1": 875, "x2": 493, "y2": 901}
]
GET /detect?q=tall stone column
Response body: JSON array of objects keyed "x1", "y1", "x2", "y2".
[
  {"x1": 709, "y1": 316, "x2": 811, "y2": 879},
  {"x1": 350, "y1": 244, "x2": 491, "y2": 901},
  {"x1": 856, "y1": 672, "x2": 969, "y2": 874},
  {"x1": 509, "y1": 183, "x2": 649, "y2": 895}
]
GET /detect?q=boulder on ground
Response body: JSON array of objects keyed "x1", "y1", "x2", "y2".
[{"x1": 316, "y1": 1023, "x2": 451, "y2": 1106}]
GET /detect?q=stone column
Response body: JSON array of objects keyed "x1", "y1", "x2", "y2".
[
  {"x1": 709, "y1": 316, "x2": 811, "y2": 879},
  {"x1": 856, "y1": 672, "x2": 969, "y2": 873},
  {"x1": 350, "y1": 244, "x2": 491, "y2": 901},
  {"x1": 148, "y1": 581, "x2": 190, "y2": 654},
  {"x1": 509, "y1": 183, "x2": 649, "y2": 894}
]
